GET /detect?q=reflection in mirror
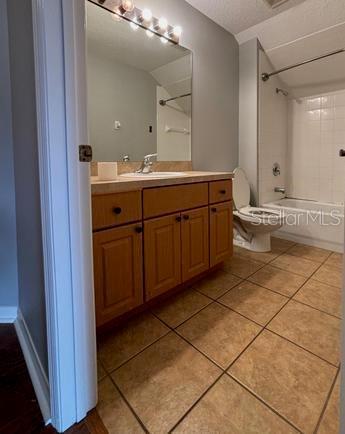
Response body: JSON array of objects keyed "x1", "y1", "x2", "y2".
[{"x1": 86, "y1": 2, "x2": 192, "y2": 162}]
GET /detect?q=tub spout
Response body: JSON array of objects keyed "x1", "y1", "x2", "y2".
[{"x1": 274, "y1": 187, "x2": 286, "y2": 194}]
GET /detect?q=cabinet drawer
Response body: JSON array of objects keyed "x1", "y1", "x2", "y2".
[
  {"x1": 143, "y1": 183, "x2": 208, "y2": 219},
  {"x1": 209, "y1": 180, "x2": 232, "y2": 204},
  {"x1": 92, "y1": 191, "x2": 142, "y2": 230}
]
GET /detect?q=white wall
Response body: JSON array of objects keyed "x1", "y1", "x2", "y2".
[
  {"x1": 258, "y1": 49, "x2": 288, "y2": 204},
  {"x1": 7, "y1": 0, "x2": 48, "y2": 373},
  {"x1": 239, "y1": 38, "x2": 259, "y2": 204},
  {"x1": 0, "y1": 0, "x2": 18, "y2": 313},
  {"x1": 287, "y1": 89, "x2": 345, "y2": 204}
]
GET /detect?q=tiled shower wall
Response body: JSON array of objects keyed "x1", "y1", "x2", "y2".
[{"x1": 287, "y1": 89, "x2": 345, "y2": 204}]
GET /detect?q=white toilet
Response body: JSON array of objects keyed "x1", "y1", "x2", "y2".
[{"x1": 233, "y1": 168, "x2": 284, "y2": 252}]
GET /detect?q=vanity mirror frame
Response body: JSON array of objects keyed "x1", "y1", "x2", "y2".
[{"x1": 86, "y1": 0, "x2": 193, "y2": 164}]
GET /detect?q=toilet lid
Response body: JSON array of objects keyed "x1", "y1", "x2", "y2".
[{"x1": 233, "y1": 167, "x2": 250, "y2": 210}]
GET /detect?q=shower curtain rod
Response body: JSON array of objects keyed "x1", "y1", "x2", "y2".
[
  {"x1": 262, "y1": 48, "x2": 345, "y2": 81},
  {"x1": 159, "y1": 92, "x2": 192, "y2": 106}
]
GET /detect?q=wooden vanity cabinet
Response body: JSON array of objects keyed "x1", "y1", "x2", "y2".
[
  {"x1": 93, "y1": 223, "x2": 143, "y2": 326},
  {"x1": 92, "y1": 179, "x2": 233, "y2": 327},
  {"x1": 144, "y1": 214, "x2": 182, "y2": 301},
  {"x1": 181, "y1": 207, "x2": 209, "y2": 282},
  {"x1": 210, "y1": 201, "x2": 233, "y2": 267}
]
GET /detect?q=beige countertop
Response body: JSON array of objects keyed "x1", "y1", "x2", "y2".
[{"x1": 91, "y1": 171, "x2": 234, "y2": 194}]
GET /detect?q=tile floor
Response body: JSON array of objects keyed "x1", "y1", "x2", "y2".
[{"x1": 97, "y1": 238, "x2": 342, "y2": 434}]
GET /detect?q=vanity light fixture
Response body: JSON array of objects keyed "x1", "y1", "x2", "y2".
[
  {"x1": 130, "y1": 17, "x2": 139, "y2": 30},
  {"x1": 172, "y1": 25, "x2": 182, "y2": 38},
  {"x1": 140, "y1": 8, "x2": 153, "y2": 25},
  {"x1": 92, "y1": 0, "x2": 182, "y2": 44},
  {"x1": 157, "y1": 17, "x2": 168, "y2": 33},
  {"x1": 146, "y1": 27, "x2": 154, "y2": 38},
  {"x1": 119, "y1": 0, "x2": 135, "y2": 13}
]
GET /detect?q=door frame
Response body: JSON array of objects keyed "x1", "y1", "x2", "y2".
[{"x1": 32, "y1": 0, "x2": 97, "y2": 431}]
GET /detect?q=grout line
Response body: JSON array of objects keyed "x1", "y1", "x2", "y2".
[
  {"x1": 313, "y1": 367, "x2": 340, "y2": 434},
  {"x1": 289, "y1": 297, "x2": 342, "y2": 321},
  {"x1": 168, "y1": 372, "x2": 224, "y2": 433},
  {"x1": 96, "y1": 241, "x2": 342, "y2": 434},
  {"x1": 265, "y1": 327, "x2": 339, "y2": 368},
  {"x1": 103, "y1": 326, "x2": 171, "y2": 375},
  {"x1": 107, "y1": 374, "x2": 150, "y2": 433},
  {"x1": 226, "y1": 373, "x2": 303, "y2": 433}
]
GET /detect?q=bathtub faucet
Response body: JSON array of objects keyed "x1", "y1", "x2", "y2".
[{"x1": 274, "y1": 187, "x2": 286, "y2": 194}]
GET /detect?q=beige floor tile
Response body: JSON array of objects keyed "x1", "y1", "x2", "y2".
[
  {"x1": 268, "y1": 301, "x2": 341, "y2": 366},
  {"x1": 97, "y1": 377, "x2": 144, "y2": 434},
  {"x1": 287, "y1": 244, "x2": 331, "y2": 263},
  {"x1": 98, "y1": 313, "x2": 169, "y2": 372},
  {"x1": 223, "y1": 256, "x2": 264, "y2": 279},
  {"x1": 177, "y1": 303, "x2": 261, "y2": 368},
  {"x1": 153, "y1": 289, "x2": 212, "y2": 328},
  {"x1": 112, "y1": 332, "x2": 221, "y2": 434},
  {"x1": 324, "y1": 252, "x2": 343, "y2": 270},
  {"x1": 318, "y1": 374, "x2": 340, "y2": 434},
  {"x1": 173, "y1": 375, "x2": 298, "y2": 434},
  {"x1": 248, "y1": 265, "x2": 307, "y2": 297},
  {"x1": 194, "y1": 270, "x2": 242, "y2": 299},
  {"x1": 294, "y1": 279, "x2": 342, "y2": 318},
  {"x1": 229, "y1": 330, "x2": 337, "y2": 433},
  {"x1": 97, "y1": 359, "x2": 107, "y2": 382},
  {"x1": 219, "y1": 281, "x2": 288, "y2": 326},
  {"x1": 271, "y1": 237, "x2": 296, "y2": 253},
  {"x1": 270, "y1": 254, "x2": 321, "y2": 277},
  {"x1": 313, "y1": 264, "x2": 343, "y2": 288},
  {"x1": 233, "y1": 245, "x2": 281, "y2": 264}
]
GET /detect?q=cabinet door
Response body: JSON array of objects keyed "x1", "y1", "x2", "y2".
[
  {"x1": 144, "y1": 214, "x2": 181, "y2": 300},
  {"x1": 93, "y1": 224, "x2": 143, "y2": 326},
  {"x1": 181, "y1": 207, "x2": 209, "y2": 282},
  {"x1": 210, "y1": 201, "x2": 233, "y2": 267}
]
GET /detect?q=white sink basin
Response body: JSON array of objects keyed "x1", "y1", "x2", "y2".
[{"x1": 120, "y1": 172, "x2": 187, "y2": 178}]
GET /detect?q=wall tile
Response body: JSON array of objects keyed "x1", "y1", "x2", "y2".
[{"x1": 286, "y1": 89, "x2": 345, "y2": 205}]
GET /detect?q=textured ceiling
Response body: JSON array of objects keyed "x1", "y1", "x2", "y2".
[{"x1": 184, "y1": 0, "x2": 307, "y2": 34}]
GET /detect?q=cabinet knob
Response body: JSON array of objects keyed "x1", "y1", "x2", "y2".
[
  {"x1": 183, "y1": 215, "x2": 190, "y2": 220},
  {"x1": 113, "y1": 207, "x2": 122, "y2": 215},
  {"x1": 135, "y1": 226, "x2": 143, "y2": 234},
  {"x1": 211, "y1": 207, "x2": 217, "y2": 213},
  {"x1": 176, "y1": 216, "x2": 182, "y2": 222},
  {"x1": 220, "y1": 189, "x2": 226, "y2": 195}
]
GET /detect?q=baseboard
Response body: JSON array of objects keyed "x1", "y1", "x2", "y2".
[
  {"x1": 0, "y1": 306, "x2": 18, "y2": 323},
  {"x1": 14, "y1": 309, "x2": 51, "y2": 424},
  {"x1": 274, "y1": 231, "x2": 343, "y2": 253}
]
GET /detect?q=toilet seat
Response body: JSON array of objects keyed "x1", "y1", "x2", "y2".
[{"x1": 235, "y1": 206, "x2": 283, "y2": 223}]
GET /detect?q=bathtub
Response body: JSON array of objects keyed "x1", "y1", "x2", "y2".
[{"x1": 264, "y1": 198, "x2": 344, "y2": 253}]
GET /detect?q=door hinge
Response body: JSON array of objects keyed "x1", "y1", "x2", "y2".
[{"x1": 79, "y1": 145, "x2": 93, "y2": 162}]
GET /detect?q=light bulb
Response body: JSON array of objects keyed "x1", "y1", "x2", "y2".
[
  {"x1": 146, "y1": 28, "x2": 154, "y2": 38},
  {"x1": 141, "y1": 8, "x2": 153, "y2": 24},
  {"x1": 130, "y1": 18, "x2": 139, "y2": 30},
  {"x1": 120, "y1": 0, "x2": 134, "y2": 12},
  {"x1": 172, "y1": 25, "x2": 182, "y2": 38},
  {"x1": 158, "y1": 17, "x2": 168, "y2": 32},
  {"x1": 112, "y1": 9, "x2": 122, "y2": 21}
]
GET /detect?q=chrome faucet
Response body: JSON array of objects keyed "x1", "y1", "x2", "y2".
[
  {"x1": 136, "y1": 153, "x2": 158, "y2": 174},
  {"x1": 274, "y1": 187, "x2": 286, "y2": 194}
]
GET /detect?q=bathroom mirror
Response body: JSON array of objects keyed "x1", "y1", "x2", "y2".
[{"x1": 86, "y1": 1, "x2": 192, "y2": 162}]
